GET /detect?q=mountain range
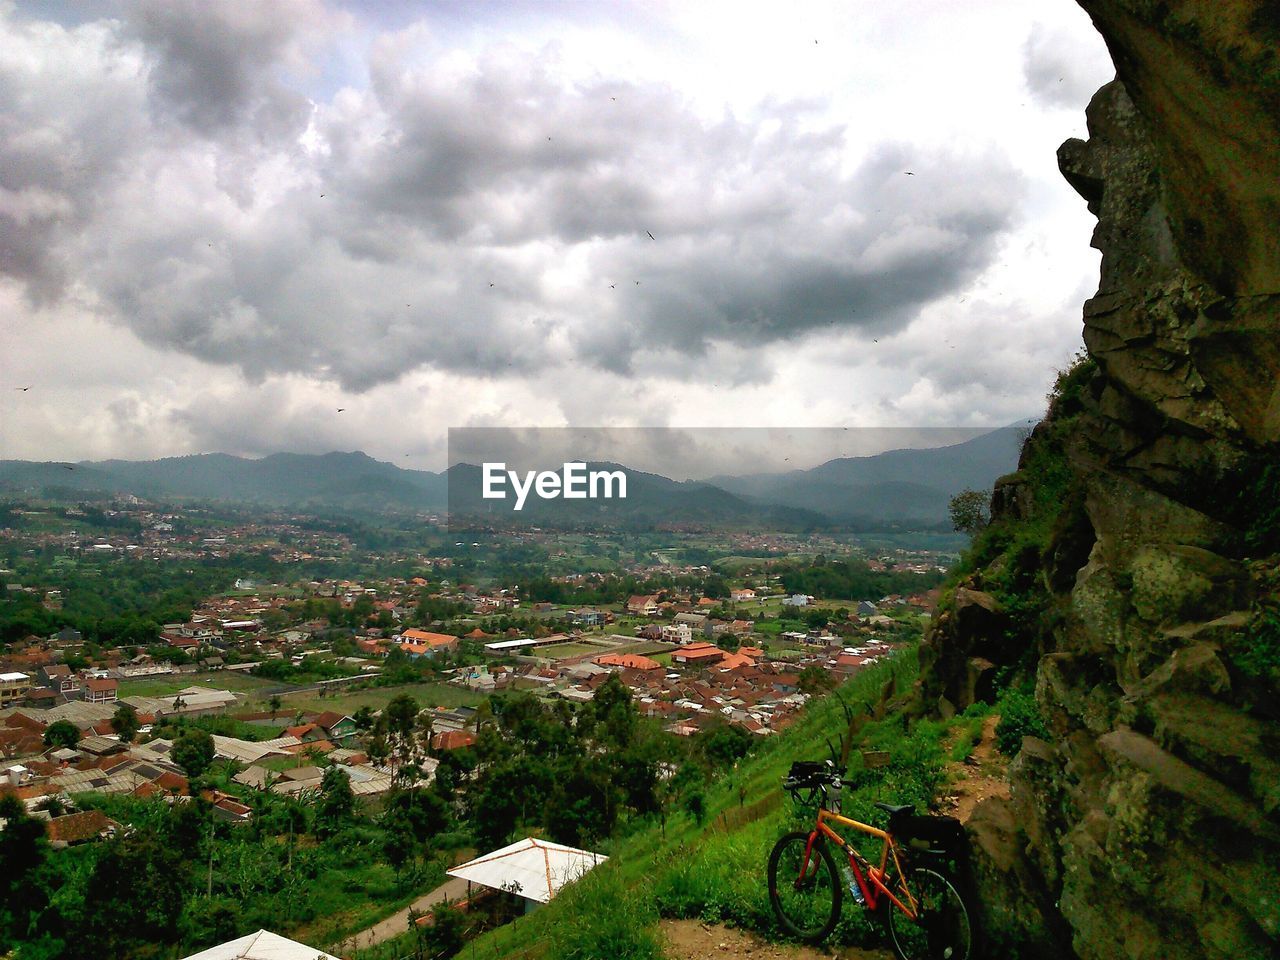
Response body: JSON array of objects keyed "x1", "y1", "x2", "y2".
[{"x1": 0, "y1": 425, "x2": 1027, "y2": 528}]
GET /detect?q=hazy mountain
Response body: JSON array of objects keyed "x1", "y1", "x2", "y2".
[
  {"x1": 0, "y1": 451, "x2": 448, "y2": 512},
  {"x1": 0, "y1": 425, "x2": 1026, "y2": 526},
  {"x1": 705, "y1": 425, "x2": 1027, "y2": 522},
  {"x1": 445, "y1": 462, "x2": 827, "y2": 529}
]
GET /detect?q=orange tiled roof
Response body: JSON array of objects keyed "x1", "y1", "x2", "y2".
[
  {"x1": 400, "y1": 629, "x2": 457, "y2": 647},
  {"x1": 595, "y1": 653, "x2": 662, "y2": 671},
  {"x1": 46, "y1": 810, "x2": 116, "y2": 844}
]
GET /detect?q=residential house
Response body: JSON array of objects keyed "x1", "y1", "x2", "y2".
[
  {"x1": 672, "y1": 643, "x2": 726, "y2": 666},
  {"x1": 52, "y1": 626, "x2": 82, "y2": 647},
  {"x1": 674, "y1": 612, "x2": 707, "y2": 630},
  {"x1": 730, "y1": 588, "x2": 756, "y2": 602},
  {"x1": 856, "y1": 601, "x2": 879, "y2": 617},
  {"x1": 661, "y1": 623, "x2": 693, "y2": 645},
  {"x1": 430, "y1": 730, "x2": 477, "y2": 752},
  {"x1": 594, "y1": 654, "x2": 663, "y2": 673},
  {"x1": 396, "y1": 628, "x2": 458, "y2": 658},
  {"x1": 573, "y1": 609, "x2": 607, "y2": 628},
  {"x1": 46, "y1": 810, "x2": 121, "y2": 848},
  {"x1": 311, "y1": 711, "x2": 359, "y2": 746},
  {"x1": 625, "y1": 595, "x2": 659, "y2": 616},
  {"x1": 0, "y1": 672, "x2": 33, "y2": 708}
]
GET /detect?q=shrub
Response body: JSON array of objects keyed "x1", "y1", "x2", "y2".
[
  {"x1": 1232, "y1": 606, "x2": 1280, "y2": 683},
  {"x1": 995, "y1": 689, "x2": 1049, "y2": 756}
]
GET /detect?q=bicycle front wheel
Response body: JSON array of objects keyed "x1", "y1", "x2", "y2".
[
  {"x1": 885, "y1": 866, "x2": 973, "y2": 960},
  {"x1": 767, "y1": 831, "x2": 842, "y2": 943}
]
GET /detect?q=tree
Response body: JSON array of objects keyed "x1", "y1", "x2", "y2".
[
  {"x1": 949, "y1": 488, "x2": 990, "y2": 536},
  {"x1": 43, "y1": 719, "x2": 80, "y2": 749},
  {"x1": 112, "y1": 703, "x2": 140, "y2": 744},
  {"x1": 698, "y1": 723, "x2": 752, "y2": 769},
  {"x1": 797, "y1": 664, "x2": 837, "y2": 695},
  {"x1": 385, "y1": 694, "x2": 419, "y2": 740},
  {"x1": 172, "y1": 728, "x2": 215, "y2": 779},
  {"x1": 267, "y1": 695, "x2": 283, "y2": 720},
  {"x1": 0, "y1": 794, "x2": 51, "y2": 945},
  {"x1": 424, "y1": 902, "x2": 466, "y2": 956},
  {"x1": 315, "y1": 767, "x2": 355, "y2": 837}
]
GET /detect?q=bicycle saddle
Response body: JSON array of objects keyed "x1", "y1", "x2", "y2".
[{"x1": 874, "y1": 802, "x2": 913, "y2": 816}]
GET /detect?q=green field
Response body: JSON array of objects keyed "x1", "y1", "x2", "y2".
[
  {"x1": 270, "y1": 681, "x2": 486, "y2": 715},
  {"x1": 538, "y1": 642, "x2": 606, "y2": 658},
  {"x1": 119, "y1": 672, "x2": 278, "y2": 698}
]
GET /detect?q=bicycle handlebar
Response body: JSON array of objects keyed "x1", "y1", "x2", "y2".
[{"x1": 783, "y1": 760, "x2": 844, "y2": 804}]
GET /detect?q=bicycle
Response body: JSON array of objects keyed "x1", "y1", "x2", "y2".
[{"x1": 767, "y1": 760, "x2": 974, "y2": 960}]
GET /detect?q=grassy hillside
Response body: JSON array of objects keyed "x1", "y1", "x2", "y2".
[{"x1": 360, "y1": 648, "x2": 986, "y2": 960}]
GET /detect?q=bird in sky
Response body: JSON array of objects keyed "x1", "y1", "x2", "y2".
[
  {"x1": 337, "y1": 408, "x2": 345, "y2": 413},
  {"x1": 904, "y1": 171, "x2": 914, "y2": 176},
  {"x1": 646, "y1": 230, "x2": 655, "y2": 241},
  {"x1": 62, "y1": 464, "x2": 74, "y2": 471},
  {"x1": 15, "y1": 386, "x2": 30, "y2": 391},
  {"x1": 320, "y1": 193, "x2": 325, "y2": 197},
  {"x1": 634, "y1": 280, "x2": 640, "y2": 285},
  {"x1": 609, "y1": 284, "x2": 616, "y2": 289},
  {"x1": 489, "y1": 283, "x2": 495, "y2": 287}
]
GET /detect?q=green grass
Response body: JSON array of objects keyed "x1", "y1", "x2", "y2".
[
  {"x1": 119, "y1": 671, "x2": 278, "y2": 698},
  {"x1": 462, "y1": 647, "x2": 968, "y2": 960},
  {"x1": 538, "y1": 642, "x2": 605, "y2": 658},
  {"x1": 266, "y1": 681, "x2": 486, "y2": 715}
]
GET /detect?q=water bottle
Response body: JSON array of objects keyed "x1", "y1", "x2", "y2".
[{"x1": 839, "y1": 862, "x2": 866, "y2": 905}]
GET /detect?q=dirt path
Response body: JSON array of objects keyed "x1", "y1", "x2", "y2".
[
  {"x1": 661, "y1": 920, "x2": 894, "y2": 960},
  {"x1": 340, "y1": 874, "x2": 473, "y2": 952},
  {"x1": 938, "y1": 714, "x2": 1009, "y2": 823}
]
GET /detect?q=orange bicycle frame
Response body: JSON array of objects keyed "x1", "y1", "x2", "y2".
[{"x1": 801, "y1": 807, "x2": 920, "y2": 920}]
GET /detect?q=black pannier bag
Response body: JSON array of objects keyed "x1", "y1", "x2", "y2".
[
  {"x1": 889, "y1": 812, "x2": 967, "y2": 858},
  {"x1": 787, "y1": 761, "x2": 830, "y2": 784}
]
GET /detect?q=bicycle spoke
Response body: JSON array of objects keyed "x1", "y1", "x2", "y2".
[
  {"x1": 768, "y1": 832, "x2": 841, "y2": 942},
  {"x1": 886, "y1": 867, "x2": 972, "y2": 960}
]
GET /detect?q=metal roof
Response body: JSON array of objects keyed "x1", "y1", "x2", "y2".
[
  {"x1": 447, "y1": 836, "x2": 606, "y2": 903},
  {"x1": 179, "y1": 929, "x2": 341, "y2": 960}
]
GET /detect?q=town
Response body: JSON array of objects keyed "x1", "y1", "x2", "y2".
[{"x1": 0, "y1": 493, "x2": 948, "y2": 957}]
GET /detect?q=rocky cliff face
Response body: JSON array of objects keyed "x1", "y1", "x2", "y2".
[{"x1": 918, "y1": 3, "x2": 1280, "y2": 958}]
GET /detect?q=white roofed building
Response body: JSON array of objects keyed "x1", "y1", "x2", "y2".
[
  {"x1": 179, "y1": 929, "x2": 341, "y2": 960},
  {"x1": 447, "y1": 836, "x2": 606, "y2": 912}
]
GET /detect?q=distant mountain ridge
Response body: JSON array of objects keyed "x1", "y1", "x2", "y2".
[
  {"x1": 0, "y1": 425, "x2": 1028, "y2": 527},
  {"x1": 706, "y1": 425, "x2": 1028, "y2": 522}
]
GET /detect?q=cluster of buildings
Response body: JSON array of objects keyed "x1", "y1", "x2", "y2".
[{"x1": 446, "y1": 634, "x2": 899, "y2": 739}]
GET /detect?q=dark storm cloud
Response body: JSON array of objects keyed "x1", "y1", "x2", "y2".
[
  {"x1": 1, "y1": 5, "x2": 1023, "y2": 391},
  {"x1": 0, "y1": 13, "x2": 147, "y2": 300},
  {"x1": 120, "y1": 0, "x2": 320, "y2": 137}
]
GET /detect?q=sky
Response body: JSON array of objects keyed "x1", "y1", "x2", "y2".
[{"x1": 0, "y1": 0, "x2": 1114, "y2": 472}]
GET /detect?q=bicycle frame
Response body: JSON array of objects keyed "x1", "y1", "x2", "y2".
[{"x1": 800, "y1": 807, "x2": 920, "y2": 920}]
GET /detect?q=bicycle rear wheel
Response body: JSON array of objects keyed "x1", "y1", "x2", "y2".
[
  {"x1": 767, "y1": 831, "x2": 842, "y2": 943},
  {"x1": 885, "y1": 866, "x2": 973, "y2": 960}
]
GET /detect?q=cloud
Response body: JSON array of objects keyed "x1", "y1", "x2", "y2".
[
  {"x1": 1, "y1": 1, "x2": 1111, "y2": 468},
  {"x1": 1022, "y1": 21, "x2": 1114, "y2": 109},
  {"x1": 120, "y1": 0, "x2": 328, "y2": 138},
  {"x1": 0, "y1": 6, "x2": 1025, "y2": 392}
]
